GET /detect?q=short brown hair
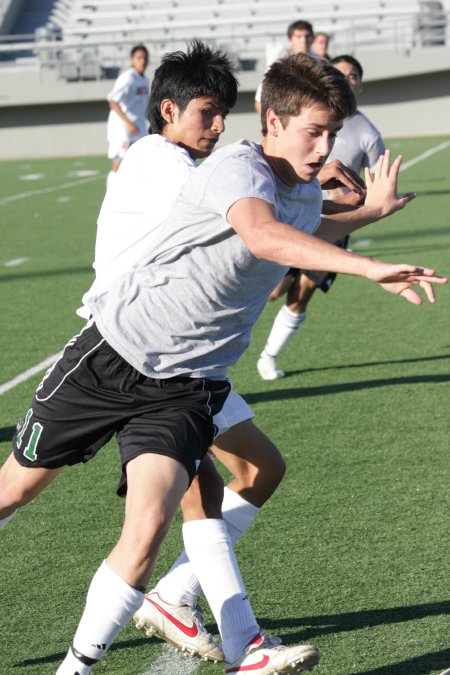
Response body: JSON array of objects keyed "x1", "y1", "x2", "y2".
[
  {"x1": 287, "y1": 20, "x2": 314, "y2": 38},
  {"x1": 260, "y1": 53, "x2": 356, "y2": 135}
]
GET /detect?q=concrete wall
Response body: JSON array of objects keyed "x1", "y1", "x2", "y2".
[{"x1": 0, "y1": 45, "x2": 449, "y2": 160}]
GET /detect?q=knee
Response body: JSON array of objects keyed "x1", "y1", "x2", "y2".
[
  {"x1": 236, "y1": 450, "x2": 286, "y2": 505},
  {"x1": 264, "y1": 452, "x2": 286, "y2": 492},
  {"x1": 181, "y1": 459, "x2": 224, "y2": 520},
  {"x1": 0, "y1": 477, "x2": 31, "y2": 514},
  {"x1": 125, "y1": 502, "x2": 174, "y2": 558},
  {"x1": 254, "y1": 451, "x2": 286, "y2": 496}
]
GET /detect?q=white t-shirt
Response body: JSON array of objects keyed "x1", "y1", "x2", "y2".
[
  {"x1": 79, "y1": 135, "x2": 195, "y2": 316},
  {"x1": 86, "y1": 139, "x2": 323, "y2": 379},
  {"x1": 327, "y1": 110, "x2": 385, "y2": 173},
  {"x1": 106, "y1": 67, "x2": 150, "y2": 144}
]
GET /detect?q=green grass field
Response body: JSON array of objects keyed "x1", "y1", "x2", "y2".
[{"x1": 1, "y1": 136, "x2": 449, "y2": 675}]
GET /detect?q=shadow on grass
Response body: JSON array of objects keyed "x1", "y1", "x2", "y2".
[
  {"x1": 366, "y1": 226, "x2": 448, "y2": 243},
  {"x1": 358, "y1": 242, "x2": 450, "y2": 257},
  {"x1": 14, "y1": 602, "x2": 450, "y2": 672},
  {"x1": 17, "y1": 602, "x2": 450, "y2": 671},
  {"x1": 244, "y1": 373, "x2": 450, "y2": 405},
  {"x1": 0, "y1": 426, "x2": 16, "y2": 443},
  {"x1": 256, "y1": 601, "x2": 450, "y2": 674},
  {"x1": 285, "y1": 352, "x2": 450, "y2": 379},
  {"x1": 348, "y1": 648, "x2": 450, "y2": 674},
  {"x1": 15, "y1": 636, "x2": 155, "y2": 668},
  {"x1": 0, "y1": 266, "x2": 93, "y2": 283}
]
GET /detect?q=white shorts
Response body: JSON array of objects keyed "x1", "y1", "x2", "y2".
[
  {"x1": 107, "y1": 136, "x2": 131, "y2": 161},
  {"x1": 213, "y1": 389, "x2": 255, "y2": 437}
]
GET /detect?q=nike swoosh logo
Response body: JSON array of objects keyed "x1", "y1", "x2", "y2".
[
  {"x1": 146, "y1": 597, "x2": 199, "y2": 638},
  {"x1": 226, "y1": 654, "x2": 270, "y2": 672}
]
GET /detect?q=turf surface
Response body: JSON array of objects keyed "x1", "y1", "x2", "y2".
[{"x1": 0, "y1": 137, "x2": 449, "y2": 674}]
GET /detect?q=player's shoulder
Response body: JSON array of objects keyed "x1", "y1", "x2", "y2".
[
  {"x1": 352, "y1": 110, "x2": 382, "y2": 138},
  {"x1": 123, "y1": 134, "x2": 195, "y2": 177},
  {"x1": 205, "y1": 139, "x2": 264, "y2": 168},
  {"x1": 116, "y1": 67, "x2": 134, "y2": 83}
]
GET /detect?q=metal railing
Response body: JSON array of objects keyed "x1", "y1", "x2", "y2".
[{"x1": 0, "y1": 7, "x2": 448, "y2": 80}]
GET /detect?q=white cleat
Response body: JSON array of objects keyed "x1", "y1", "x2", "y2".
[
  {"x1": 134, "y1": 589, "x2": 224, "y2": 663},
  {"x1": 225, "y1": 632, "x2": 319, "y2": 674},
  {"x1": 257, "y1": 352, "x2": 285, "y2": 380}
]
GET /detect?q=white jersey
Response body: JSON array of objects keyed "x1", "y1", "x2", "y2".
[
  {"x1": 80, "y1": 135, "x2": 195, "y2": 316},
  {"x1": 327, "y1": 110, "x2": 385, "y2": 173},
  {"x1": 81, "y1": 133, "x2": 254, "y2": 432},
  {"x1": 107, "y1": 67, "x2": 150, "y2": 144},
  {"x1": 86, "y1": 139, "x2": 322, "y2": 379}
]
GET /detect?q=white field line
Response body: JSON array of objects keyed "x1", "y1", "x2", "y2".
[
  {"x1": 1, "y1": 139, "x2": 450, "y2": 397},
  {"x1": 0, "y1": 352, "x2": 63, "y2": 396},
  {"x1": 0, "y1": 174, "x2": 104, "y2": 206},
  {"x1": 399, "y1": 139, "x2": 450, "y2": 172},
  {"x1": 141, "y1": 644, "x2": 201, "y2": 675},
  {"x1": 4, "y1": 257, "x2": 30, "y2": 267}
]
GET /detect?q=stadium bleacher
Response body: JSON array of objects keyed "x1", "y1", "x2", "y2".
[{"x1": 0, "y1": 0, "x2": 448, "y2": 81}]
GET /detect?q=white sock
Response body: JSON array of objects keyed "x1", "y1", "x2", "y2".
[
  {"x1": 155, "y1": 488, "x2": 260, "y2": 606},
  {"x1": 155, "y1": 550, "x2": 198, "y2": 607},
  {"x1": 56, "y1": 647, "x2": 92, "y2": 675},
  {"x1": 263, "y1": 306, "x2": 306, "y2": 357},
  {"x1": 221, "y1": 486, "x2": 260, "y2": 544},
  {"x1": 57, "y1": 560, "x2": 144, "y2": 673},
  {"x1": 183, "y1": 518, "x2": 259, "y2": 663},
  {"x1": 0, "y1": 510, "x2": 17, "y2": 530}
]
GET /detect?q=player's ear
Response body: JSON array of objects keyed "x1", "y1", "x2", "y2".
[
  {"x1": 160, "y1": 99, "x2": 178, "y2": 125},
  {"x1": 266, "y1": 109, "x2": 281, "y2": 137}
]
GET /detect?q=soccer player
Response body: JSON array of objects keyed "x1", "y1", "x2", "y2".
[
  {"x1": 79, "y1": 40, "x2": 289, "y2": 666},
  {"x1": 0, "y1": 53, "x2": 445, "y2": 675},
  {"x1": 257, "y1": 54, "x2": 387, "y2": 380},
  {"x1": 106, "y1": 44, "x2": 150, "y2": 188},
  {"x1": 311, "y1": 32, "x2": 331, "y2": 60},
  {"x1": 254, "y1": 20, "x2": 315, "y2": 114},
  {"x1": 80, "y1": 41, "x2": 375, "y2": 669}
]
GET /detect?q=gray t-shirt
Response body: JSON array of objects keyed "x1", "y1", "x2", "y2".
[
  {"x1": 86, "y1": 139, "x2": 322, "y2": 379},
  {"x1": 327, "y1": 110, "x2": 385, "y2": 173}
]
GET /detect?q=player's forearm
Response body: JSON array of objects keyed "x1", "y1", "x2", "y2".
[
  {"x1": 249, "y1": 220, "x2": 372, "y2": 277},
  {"x1": 317, "y1": 203, "x2": 383, "y2": 242},
  {"x1": 109, "y1": 101, "x2": 131, "y2": 125}
]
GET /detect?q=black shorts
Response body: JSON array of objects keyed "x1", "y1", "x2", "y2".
[
  {"x1": 288, "y1": 235, "x2": 350, "y2": 293},
  {"x1": 13, "y1": 322, "x2": 230, "y2": 494}
]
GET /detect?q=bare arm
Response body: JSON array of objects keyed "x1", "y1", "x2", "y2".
[
  {"x1": 226, "y1": 196, "x2": 446, "y2": 305},
  {"x1": 316, "y1": 150, "x2": 416, "y2": 242}
]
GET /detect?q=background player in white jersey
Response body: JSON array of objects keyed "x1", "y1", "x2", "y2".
[
  {"x1": 0, "y1": 53, "x2": 444, "y2": 675},
  {"x1": 106, "y1": 44, "x2": 149, "y2": 188},
  {"x1": 254, "y1": 20, "x2": 315, "y2": 114},
  {"x1": 257, "y1": 54, "x2": 387, "y2": 380}
]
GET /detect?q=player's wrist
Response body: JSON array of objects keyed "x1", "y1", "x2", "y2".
[{"x1": 360, "y1": 256, "x2": 378, "y2": 280}]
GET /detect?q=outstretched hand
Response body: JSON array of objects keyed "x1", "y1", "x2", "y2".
[
  {"x1": 364, "y1": 150, "x2": 416, "y2": 218},
  {"x1": 364, "y1": 261, "x2": 448, "y2": 305}
]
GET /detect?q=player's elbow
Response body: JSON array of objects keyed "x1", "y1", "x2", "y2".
[{"x1": 246, "y1": 236, "x2": 274, "y2": 261}]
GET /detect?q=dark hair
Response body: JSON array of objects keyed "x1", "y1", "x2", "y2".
[
  {"x1": 330, "y1": 54, "x2": 363, "y2": 79},
  {"x1": 260, "y1": 53, "x2": 356, "y2": 135},
  {"x1": 131, "y1": 44, "x2": 149, "y2": 59},
  {"x1": 148, "y1": 40, "x2": 238, "y2": 133},
  {"x1": 287, "y1": 20, "x2": 314, "y2": 38}
]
